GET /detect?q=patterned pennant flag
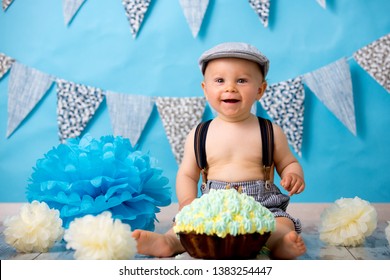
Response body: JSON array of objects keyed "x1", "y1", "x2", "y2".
[
  {"x1": 248, "y1": 0, "x2": 270, "y2": 28},
  {"x1": 260, "y1": 77, "x2": 305, "y2": 156},
  {"x1": 0, "y1": 53, "x2": 15, "y2": 80},
  {"x1": 7, "y1": 62, "x2": 54, "y2": 137},
  {"x1": 316, "y1": 0, "x2": 326, "y2": 9},
  {"x1": 353, "y1": 33, "x2": 390, "y2": 94},
  {"x1": 179, "y1": 0, "x2": 209, "y2": 37},
  {"x1": 2, "y1": 0, "x2": 14, "y2": 11},
  {"x1": 156, "y1": 97, "x2": 206, "y2": 165},
  {"x1": 303, "y1": 58, "x2": 356, "y2": 135},
  {"x1": 122, "y1": 0, "x2": 151, "y2": 38},
  {"x1": 105, "y1": 91, "x2": 155, "y2": 147},
  {"x1": 62, "y1": 0, "x2": 87, "y2": 25},
  {"x1": 56, "y1": 79, "x2": 105, "y2": 142}
]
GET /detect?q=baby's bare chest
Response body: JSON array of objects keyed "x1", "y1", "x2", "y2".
[{"x1": 205, "y1": 127, "x2": 263, "y2": 163}]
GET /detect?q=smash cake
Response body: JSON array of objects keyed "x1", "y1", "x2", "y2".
[{"x1": 173, "y1": 188, "x2": 275, "y2": 259}]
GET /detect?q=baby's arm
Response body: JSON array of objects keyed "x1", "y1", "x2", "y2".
[
  {"x1": 272, "y1": 124, "x2": 305, "y2": 196},
  {"x1": 176, "y1": 128, "x2": 201, "y2": 210}
]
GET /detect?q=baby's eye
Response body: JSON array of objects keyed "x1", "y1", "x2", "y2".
[
  {"x1": 237, "y1": 78, "x2": 247, "y2": 84},
  {"x1": 215, "y1": 78, "x2": 224, "y2": 83}
]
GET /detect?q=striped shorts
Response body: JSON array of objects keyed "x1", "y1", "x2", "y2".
[{"x1": 201, "y1": 179, "x2": 302, "y2": 234}]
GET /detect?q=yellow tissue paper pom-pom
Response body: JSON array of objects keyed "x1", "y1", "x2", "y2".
[
  {"x1": 64, "y1": 211, "x2": 136, "y2": 260},
  {"x1": 3, "y1": 201, "x2": 64, "y2": 253},
  {"x1": 319, "y1": 196, "x2": 377, "y2": 247},
  {"x1": 385, "y1": 221, "x2": 390, "y2": 246}
]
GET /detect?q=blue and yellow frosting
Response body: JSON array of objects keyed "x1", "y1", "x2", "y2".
[{"x1": 173, "y1": 189, "x2": 275, "y2": 238}]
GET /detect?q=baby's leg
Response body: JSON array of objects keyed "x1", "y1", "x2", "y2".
[
  {"x1": 266, "y1": 217, "x2": 306, "y2": 259},
  {"x1": 132, "y1": 228, "x2": 185, "y2": 258}
]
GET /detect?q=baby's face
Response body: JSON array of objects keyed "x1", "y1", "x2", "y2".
[{"x1": 201, "y1": 58, "x2": 266, "y2": 121}]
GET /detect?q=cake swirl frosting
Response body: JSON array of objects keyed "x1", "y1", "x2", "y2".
[{"x1": 173, "y1": 189, "x2": 275, "y2": 238}]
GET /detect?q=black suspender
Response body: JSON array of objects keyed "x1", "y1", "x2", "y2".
[
  {"x1": 257, "y1": 117, "x2": 274, "y2": 187},
  {"x1": 194, "y1": 119, "x2": 212, "y2": 189},
  {"x1": 194, "y1": 119, "x2": 212, "y2": 172},
  {"x1": 194, "y1": 117, "x2": 274, "y2": 188}
]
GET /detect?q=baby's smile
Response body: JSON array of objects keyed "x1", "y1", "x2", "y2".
[{"x1": 222, "y1": 99, "x2": 240, "y2": 103}]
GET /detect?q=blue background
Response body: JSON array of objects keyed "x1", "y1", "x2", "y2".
[{"x1": 0, "y1": 0, "x2": 389, "y2": 203}]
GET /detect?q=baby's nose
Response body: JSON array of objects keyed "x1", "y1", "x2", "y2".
[{"x1": 225, "y1": 82, "x2": 237, "y2": 92}]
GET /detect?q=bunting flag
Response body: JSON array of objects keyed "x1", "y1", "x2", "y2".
[
  {"x1": 7, "y1": 62, "x2": 54, "y2": 137},
  {"x1": 248, "y1": 0, "x2": 270, "y2": 28},
  {"x1": 122, "y1": 0, "x2": 151, "y2": 38},
  {"x1": 2, "y1": 0, "x2": 14, "y2": 11},
  {"x1": 353, "y1": 33, "x2": 390, "y2": 94},
  {"x1": 260, "y1": 77, "x2": 305, "y2": 156},
  {"x1": 105, "y1": 91, "x2": 155, "y2": 147},
  {"x1": 1, "y1": 32, "x2": 388, "y2": 156},
  {"x1": 316, "y1": 0, "x2": 326, "y2": 9},
  {"x1": 156, "y1": 97, "x2": 206, "y2": 165},
  {"x1": 179, "y1": 0, "x2": 209, "y2": 37},
  {"x1": 0, "y1": 53, "x2": 14, "y2": 80},
  {"x1": 56, "y1": 79, "x2": 105, "y2": 142},
  {"x1": 303, "y1": 58, "x2": 357, "y2": 135},
  {"x1": 62, "y1": 0, "x2": 87, "y2": 25}
]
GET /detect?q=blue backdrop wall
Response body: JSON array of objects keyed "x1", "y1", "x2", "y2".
[{"x1": 0, "y1": 0, "x2": 389, "y2": 203}]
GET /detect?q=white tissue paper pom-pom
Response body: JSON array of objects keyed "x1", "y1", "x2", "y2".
[
  {"x1": 3, "y1": 201, "x2": 64, "y2": 253},
  {"x1": 319, "y1": 196, "x2": 377, "y2": 247},
  {"x1": 64, "y1": 211, "x2": 136, "y2": 260},
  {"x1": 385, "y1": 222, "x2": 390, "y2": 246}
]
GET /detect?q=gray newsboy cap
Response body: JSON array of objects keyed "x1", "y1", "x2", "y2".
[{"x1": 199, "y1": 42, "x2": 269, "y2": 77}]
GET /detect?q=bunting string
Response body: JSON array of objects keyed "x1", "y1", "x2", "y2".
[
  {"x1": 1, "y1": 0, "x2": 331, "y2": 37},
  {"x1": 0, "y1": 33, "x2": 389, "y2": 159}
]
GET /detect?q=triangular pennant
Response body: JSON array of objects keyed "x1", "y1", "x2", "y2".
[
  {"x1": 179, "y1": 0, "x2": 209, "y2": 37},
  {"x1": 56, "y1": 79, "x2": 104, "y2": 142},
  {"x1": 105, "y1": 91, "x2": 155, "y2": 146},
  {"x1": 260, "y1": 77, "x2": 305, "y2": 156},
  {"x1": 353, "y1": 33, "x2": 390, "y2": 94},
  {"x1": 303, "y1": 58, "x2": 356, "y2": 135},
  {"x1": 316, "y1": 0, "x2": 326, "y2": 9},
  {"x1": 62, "y1": 0, "x2": 87, "y2": 25},
  {"x1": 122, "y1": 0, "x2": 151, "y2": 38},
  {"x1": 7, "y1": 62, "x2": 54, "y2": 137},
  {"x1": 248, "y1": 0, "x2": 270, "y2": 28},
  {"x1": 2, "y1": 0, "x2": 14, "y2": 11},
  {"x1": 156, "y1": 97, "x2": 206, "y2": 165},
  {"x1": 0, "y1": 53, "x2": 15, "y2": 80}
]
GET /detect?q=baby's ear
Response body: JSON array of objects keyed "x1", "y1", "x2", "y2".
[
  {"x1": 201, "y1": 81, "x2": 209, "y2": 100},
  {"x1": 257, "y1": 81, "x2": 267, "y2": 100}
]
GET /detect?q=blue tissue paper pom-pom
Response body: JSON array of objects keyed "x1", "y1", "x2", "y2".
[{"x1": 27, "y1": 134, "x2": 171, "y2": 230}]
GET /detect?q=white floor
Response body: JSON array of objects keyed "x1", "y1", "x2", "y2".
[{"x1": 1, "y1": 203, "x2": 389, "y2": 260}]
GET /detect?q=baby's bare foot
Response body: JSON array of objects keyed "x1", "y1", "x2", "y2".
[
  {"x1": 271, "y1": 231, "x2": 306, "y2": 259},
  {"x1": 132, "y1": 230, "x2": 184, "y2": 258}
]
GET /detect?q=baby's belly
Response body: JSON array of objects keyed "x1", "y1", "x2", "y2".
[{"x1": 206, "y1": 163, "x2": 264, "y2": 182}]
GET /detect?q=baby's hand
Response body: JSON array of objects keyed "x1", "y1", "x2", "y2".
[{"x1": 280, "y1": 173, "x2": 305, "y2": 196}]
